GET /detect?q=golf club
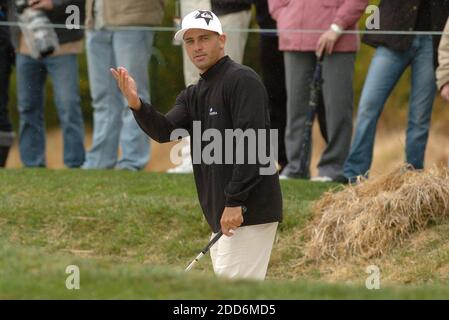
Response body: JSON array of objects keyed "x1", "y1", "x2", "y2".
[
  {"x1": 298, "y1": 56, "x2": 326, "y2": 178},
  {"x1": 185, "y1": 206, "x2": 247, "y2": 272},
  {"x1": 185, "y1": 230, "x2": 223, "y2": 272}
]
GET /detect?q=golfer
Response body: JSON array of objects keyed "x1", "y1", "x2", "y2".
[{"x1": 111, "y1": 10, "x2": 283, "y2": 280}]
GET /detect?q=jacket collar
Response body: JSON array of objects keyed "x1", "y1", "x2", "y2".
[{"x1": 200, "y1": 55, "x2": 230, "y2": 81}]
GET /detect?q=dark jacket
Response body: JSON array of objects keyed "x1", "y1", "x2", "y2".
[
  {"x1": 0, "y1": 0, "x2": 13, "y2": 60},
  {"x1": 133, "y1": 56, "x2": 283, "y2": 233},
  {"x1": 211, "y1": 0, "x2": 252, "y2": 16},
  {"x1": 253, "y1": 0, "x2": 276, "y2": 33},
  {"x1": 8, "y1": 0, "x2": 85, "y2": 49},
  {"x1": 0, "y1": 0, "x2": 10, "y2": 42},
  {"x1": 0, "y1": 0, "x2": 14, "y2": 135},
  {"x1": 362, "y1": 0, "x2": 449, "y2": 66}
]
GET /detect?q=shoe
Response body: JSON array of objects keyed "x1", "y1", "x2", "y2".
[
  {"x1": 167, "y1": 161, "x2": 193, "y2": 173},
  {"x1": 333, "y1": 175, "x2": 349, "y2": 184},
  {"x1": 279, "y1": 173, "x2": 302, "y2": 180},
  {"x1": 310, "y1": 176, "x2": 333, "y2": 182}
]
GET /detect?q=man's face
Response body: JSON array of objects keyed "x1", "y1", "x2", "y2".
[{"x1": 183, "y1": 29, "x2": 226, "y2": 73}]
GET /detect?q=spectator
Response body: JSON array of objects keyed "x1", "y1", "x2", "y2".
[
  {"x1": 212, "y1": 0, "x2": 252, "y2": 64},
  {"x1": 168, "y1": 0, "x2": 252, "y2": 174},
  {"x1": 344, "y1": 0, "x2": 449, "y2": 182},
  {"x1": 0, "y1": 0, "x2": 14, "y2": 167},
  {"x1": 437, "y1": 17, "x2": 449, "y2": 101},
  {"x1": 436, "y1": 15, "x2": 449, "y2": 167},
  {"x1": 9, "y1": 0, "x2": 85, "y2": 168},
  {"x1": 269, "y1": 0, "x2": 367, "y2": 182},
  {"x1": 83, "y1": 0, "x2": 165, "y2": 170},
  {"x1": 253, "y1": 0, "x2": 287, "y2": 172}
]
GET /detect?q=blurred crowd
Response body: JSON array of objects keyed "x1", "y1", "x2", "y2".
[{"x1": 1, "y1": 0, "x2": 449, "y2": 183}]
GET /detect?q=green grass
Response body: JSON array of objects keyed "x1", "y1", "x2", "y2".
[{"x1": 0, "y1": 169, "x2": 448, "y2": 299}]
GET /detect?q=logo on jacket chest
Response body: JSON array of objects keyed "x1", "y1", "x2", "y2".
[{"x1": 209, "y1": 107, "x2": 218, "y2": 116}]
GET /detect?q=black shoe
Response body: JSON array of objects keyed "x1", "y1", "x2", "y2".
[{"x1": 333, "y1": 174, "x2": 349, "y2": 184}]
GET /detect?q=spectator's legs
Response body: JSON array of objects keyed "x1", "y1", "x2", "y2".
[
  {"x1": 317, "y1": 53, "x2": 355, "y2": 179},
  {"x1": 46, "y1": 54, "x2": 85, "y2": 168},
  {"x1": 282, "y1": 52, "x2": 315, "y2": 178},
  {"x1": 219, "y1": 10, "x2": 252, "y2": 64},
  {"x1": 113, "y1": 30, "x2": 154, "y2": 171},
  {"x1": 259, "y1": 35, "x2": 287, "y2": 170},
  {"x1": 343, "y1": 46, "x2": 410, "y2": 181},
  {"x1": 406, "y1": 35, "x2": 436, "y2": 169},
  {"x1": 0, "y1": 41, "x2": 14, "y2": 167},
  {"x1": 16, "y1": 53, "x2": 47, "y2": 167},
  {"x1": 84, "y1": 30, "x2": 123, "y2": 169}
]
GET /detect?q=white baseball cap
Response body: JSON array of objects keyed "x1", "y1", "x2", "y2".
[{"x1": 174, "y1": 10, "x2": 223, "y2": 42}]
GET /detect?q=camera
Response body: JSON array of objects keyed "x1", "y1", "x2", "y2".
[{"x1": 15, "y1": 0, "x2": 59, "y2": 59}]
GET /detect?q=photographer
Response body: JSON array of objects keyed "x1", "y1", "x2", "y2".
[
  {"x1": 0, "y1": 0, "x2": 15, "y2": 167},
  {"x1": 9, "y1": 0, "x2": 86, "y2": 168}
]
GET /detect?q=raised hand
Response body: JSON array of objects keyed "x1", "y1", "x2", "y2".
[{"x1": 110, "y1": 67, "x2": 141, "y2": 110}]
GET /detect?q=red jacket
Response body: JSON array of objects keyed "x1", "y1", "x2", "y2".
[{"x1": 268, "y1": 0, "x2": 368, "y2": 52}]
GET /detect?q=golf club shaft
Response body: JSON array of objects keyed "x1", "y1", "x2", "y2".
[{"x1": 184, "y1": 232, "x2": 223, "y2": 271}]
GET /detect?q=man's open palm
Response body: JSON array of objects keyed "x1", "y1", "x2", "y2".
[{"x1": 110, "y1": 67, "x2": 141, "y2": 110}]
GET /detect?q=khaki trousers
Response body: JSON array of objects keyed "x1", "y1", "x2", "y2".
[{"x1": 210, "y1": 222, "x2": 278, "y2": 281}]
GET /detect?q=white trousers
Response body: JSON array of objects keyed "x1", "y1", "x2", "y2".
[{"x1": 210, "y1": 222, "x2": 278, "y2": 281}]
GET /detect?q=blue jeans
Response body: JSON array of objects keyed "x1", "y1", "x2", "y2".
[
  {"x1": 83, "y1": 30, "x2": 154, "y2": 170},
  {"x1": 16, "y1": 53, "x2": 85, "y2": 168},
  {"x1": 344, "y1": 35, "x2": 436, "y2": 181}
]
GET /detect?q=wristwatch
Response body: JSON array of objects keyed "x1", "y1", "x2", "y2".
[{"x1": 330, "y1": 23, "x2": 343, "y2": 35}]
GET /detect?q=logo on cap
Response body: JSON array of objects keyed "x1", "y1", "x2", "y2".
[{"x1": 195, "y1": 10, "x2": 213, "y2": 25}]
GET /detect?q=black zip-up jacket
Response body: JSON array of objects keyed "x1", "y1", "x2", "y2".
[
  {"x1": 211, "y1": 0, "x2": 252, "y2": 16},
  {"x1": 133, "y1": 56, "x2": 283, "y2": 233}
]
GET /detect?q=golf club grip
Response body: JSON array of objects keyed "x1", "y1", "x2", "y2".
[
  {"x1": 201, "y1": 206, "x2": 247, "y2": 254},
  {"x1": 202, "y1": 231, "x2": 223, "y2": 254}
]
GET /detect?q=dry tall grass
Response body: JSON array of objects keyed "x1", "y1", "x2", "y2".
[{"x1": 304, "y1": 166, "x2": 449, "y2": 261}]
